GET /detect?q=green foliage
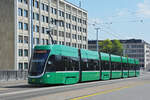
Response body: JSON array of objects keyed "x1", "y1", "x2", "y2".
[
  {"x1": 112, "y1": 40, "x2": 123, "y2": 56},
  {"x1": 99, "y1": 39, "x2": 123, "y2": 56},
  {"x1": 99, "y1": 39, "x2": 112, "y2": 53}
]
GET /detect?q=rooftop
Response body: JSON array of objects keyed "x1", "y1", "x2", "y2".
[{"x1": 88, "y1": 39, "x2": 149, "y2": 44}]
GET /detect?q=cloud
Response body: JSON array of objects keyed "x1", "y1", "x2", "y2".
[
  {"x1": 137, "y1": 0, "x2": 150, "y2": 18},
  {"x1": 116, "y1": 9, "x2": 130, "y2": 17}
]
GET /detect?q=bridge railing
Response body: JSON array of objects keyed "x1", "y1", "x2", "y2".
[{"x1": 0, "y1": 70, "x2": 28, "y2": 82}]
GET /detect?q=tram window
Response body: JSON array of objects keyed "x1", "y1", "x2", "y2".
[
  {"x1": 81, "y1": 59, "x2": 88, "y2": 71},
  {"x1": 94, "y1": 60, "x2": 99, "y2": 70},
  {"x1": 136, "y1": 65, "x2": 140, "y2": 70},
  {"x1": 134, "y1": 64, "x2": 136, "y2": 70},
  {"x1": 117, "y1": 63, "x2": 122, "y2": 70},
  {"x1": 131, "y1": 64, "x2": 135, "y2": 70},
  {"x1": 46, "y1": 55, "x2": 80, "y2": 72},
  {"x1": 46, "y1": 55, "x2": 65, "y2": 72},
  {"x1": 112, "y1": 62, "x2": 122, "y2": 70},
  {"x1": 88, "y1": 59, "x2": 99, "y2": 71},
  {"x1": 70, "y1": 57, "x2": 79, "y2": 71},
  {"x1": 63, "y1": 56, "x2": 70, "y2": 71},
  {"x1": 122, "y1": 63, "x2": 126, "y2": 70},
  {"x1": 111, "y1": 62, "x2": 115, "y2": 70},
  {"x1": 129, "y1": 64, "x2": 132, "y2": 70},
  {"x1": 46, "y1": 55, "x2": 56, "y2": 72},
  {"x1": 101, "y1": 61, "x2": 110, "y2": 70},
  {"x1": 55, "y1": 55, "x2": 66, "y2": 71},
  {"x1": 124, "y1": 64, "x2": 129, "y2": 70},
  {"x1": 64, "y1": 57, "x2": 79, "y2": 71}
]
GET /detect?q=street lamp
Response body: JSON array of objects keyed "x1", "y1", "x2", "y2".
[{"x1": 95, "y1": 28, "x2": 100, "y2": 51}]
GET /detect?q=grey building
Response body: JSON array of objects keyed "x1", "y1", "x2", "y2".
[
  {"x1": 0, "y1": 0, "x2": 88, "y2": 70},
  {"x1": 88, "y1": 39, "x2": 150, "y2": 70}
]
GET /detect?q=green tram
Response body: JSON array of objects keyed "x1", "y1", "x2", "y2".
[{"x1": 28, "y1": 45, "x2": 140, "y2": 85}]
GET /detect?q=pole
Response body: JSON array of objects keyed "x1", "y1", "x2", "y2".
[
  {"x1": 31, "y1": 0, "x2": 33, "y2": 50},
  {"x1": 95, "y1": 28, "x2": 100, "y2": 51}
]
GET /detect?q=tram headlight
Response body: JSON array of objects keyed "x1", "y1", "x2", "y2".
[{"x1": 47, "y1": 75, "x2": 50, "y2": 77}]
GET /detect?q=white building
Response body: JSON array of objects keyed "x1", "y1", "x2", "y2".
[{"x1": 0, "y1": 0, "x2": 88, "y2": 70}]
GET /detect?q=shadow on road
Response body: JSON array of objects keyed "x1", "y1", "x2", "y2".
[{"x1": 3, "y1": 84, "x2": 64, "y2": 89}]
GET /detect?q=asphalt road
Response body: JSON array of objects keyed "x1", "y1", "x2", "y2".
[{"x1": 0, "y1": 72, "x2": 150, "y2": 100}]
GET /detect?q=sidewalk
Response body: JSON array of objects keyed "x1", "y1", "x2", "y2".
[{"x1": 0, "y1": 80, "x2": 27, "y2": 87}]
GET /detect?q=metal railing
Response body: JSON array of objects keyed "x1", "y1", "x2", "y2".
[{"x1": 0, "y1": 70, "x2": 28, "y2": 81}]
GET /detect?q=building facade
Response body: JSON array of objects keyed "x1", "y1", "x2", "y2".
[
  {"x1": 0, "y1": 0, "x2": 88, "y2": 70},
  {"x1": 88, "y1": 39, "x2": 150, "y2": 70}
]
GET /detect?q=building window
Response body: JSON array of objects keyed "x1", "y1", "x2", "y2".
[
  {"x1": 18, "y1": 49, "x2": 23, "y2": 56},
  {"x1": 35, "y1": 13, "x2": 39, "y2": 21},
  {"x1": 24, "y1": 49, "x2": 28, "y2": 56},
  {"x1": 24, "y1": 63, "x2": 28, "y2": 69},
  {"x1": 54, "y1": 40, "x2": 57, "y2": 44},
  {"x1": 46, "y1": 39, "x2": 49, "y2": 45},
  {"x1": 62, "y1": 11, "x2": 64, "y2": 17},
  {"x1": 24, "y1": 9, "x2": 28, "y2": 17},
  {"x1": 42, "y1": 39, "x2": 45, "y2": 45},
  {"x1": 18, "y1": 8, "x2": 23, "y2": 16},
  {"x1": 18, "y1": 22, "x2": 23, "y2": 30},
  {"x1": 41, "y1": 3, "x2": 45, "y2": 10},
  {"x1": 42, "y1": 27, "x2": 45, "y2": 33},
  {"x1": 54, "y1": 30, "x2": 57, "y2": 36},
  {"x1": 34, "y1": 0, "x2": 39, "y2": 8},
  {"x1": 68, "y1": 14, "x2": 71, "y2": 19},
  {"x1": 35, "y1": 25, "x2": 39, "y2": 32},
  {"x1": 51, "y1": 7, "x2": 54, "y2": 13},
  {"x1": 72, "y1": 43, "x2": 76, "y2": 47},
  {"x1": 54, "y1": 8, "x2": 57, "y2": 14},
  {"x1": 24, "y1": 0, "x2": 28, "y2": 4},
  {"x1": 59, "y1": 21, "x2": 64, "y2": 27},
  {"x1": 24, "y1": 36, "x2": 28, "y2": 44},
  {"x1": 24, "y1": 23, "x2": 28, "y2": 30},
  {"x1": 35, "y1": 38, "x2": 39, "y2": 44},
  {"x1": 66, "y1": 13, "x2": 68, "y2": 19},
  {"x1": 66, "y1": 32, "x2": 71, "y2": 38},
  {"x1": 18, "y1": 0, "x2": 22, "y2": 3},
  {"x1": 62, "y1": 42, "x2": 64, "y2": 45},
  {"x1": 18, "y1": 35, "x2": 23, "y2": 43},
  {"x1": 18, "y1": 63, "x2": 23, "y2": 70},
  {"x1": 42, "y1": 15, "x2": 45, "y2": 22},
  {"x1": 59, "y1": 41, "x2": 61, "y2": 44},
  {"x1": 46, "y1": 16, "x2": 49, "y2": 23},
  {"x1": 46, "y1": 5, "x2": 49, "y2": 12},
  {"x1": 59, "y1": 10, "x2": 61, "y2": 16},
  {"x1": 72, "y1": 34, "x2": 77, "y2": 39}
]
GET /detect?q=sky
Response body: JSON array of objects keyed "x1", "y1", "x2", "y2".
[{"x1": 67, "y1": 0, "x2": 150, "y2": 43}]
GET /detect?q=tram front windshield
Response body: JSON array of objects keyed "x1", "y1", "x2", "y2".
[{"x1": 29, "y1": 50, "x2": 50, "y2": 76}]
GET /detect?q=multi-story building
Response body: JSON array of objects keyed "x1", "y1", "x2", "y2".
[
  {"x1": 0, "y1": 0, "x2": 88, "y2": 70},
  {"x1": 88, "y1": 39, "x2": 150, "y2": 70}
]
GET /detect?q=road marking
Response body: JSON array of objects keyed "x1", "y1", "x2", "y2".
[
  {"x1": 70, "y1": 81, "x2": 150, "y2": 100},
  {"x1": 70, "y1": 86, "x2": 131, "y2": 100}
]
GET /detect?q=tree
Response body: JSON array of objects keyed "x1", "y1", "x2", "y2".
[
  {"x1": 112, "y1": 40, "x2": 123, "y2": 56},
  {"x1": 99, "y1": 39, "x2": 112, "y2": 53},
  {"x1": 99, "y1": 39, "x2": 123, "y2": 56}
]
